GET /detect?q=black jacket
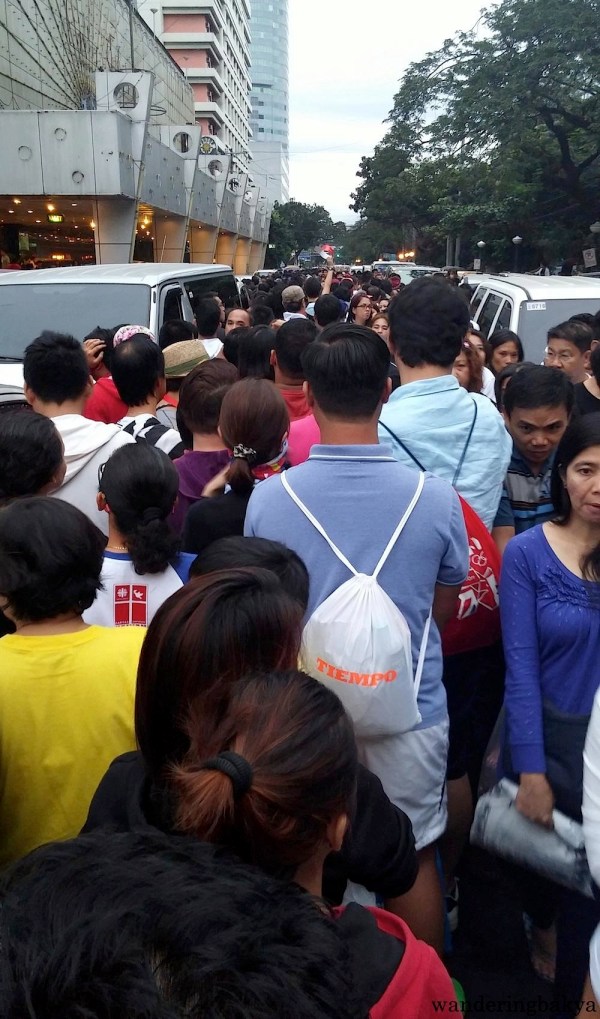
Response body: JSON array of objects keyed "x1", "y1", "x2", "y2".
[{"x1": 83, "y1": 751, "x2": 417, "y2": 904}]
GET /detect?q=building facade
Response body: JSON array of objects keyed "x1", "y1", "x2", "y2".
[
  {"x1": 138, "y1": 0, "x2": 252, "y2": 175},
  {"x1": 249, "y1": 0, "x2": 289, "y2": 206},
  {"x1": 0, "y1": 0, "x2": 269, "y2": 268}
]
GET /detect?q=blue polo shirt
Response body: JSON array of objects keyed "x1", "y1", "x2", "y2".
[
  {"x1": 378, "y1": 375, "x2": 512, "y2": 529},
  {"x1": 493, "y1": 446, "x2": 555, "y2": 533},
  {"x1": 244, "y1": 444, "x2": 469, "y2": 729}
]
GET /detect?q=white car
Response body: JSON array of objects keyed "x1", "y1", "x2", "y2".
[
  {"x1": 0, "y1": 263, "x2": 240, "y2": 386},
  {"x1": 470, "y1": 273, "x2": 600, "y2": 363}
]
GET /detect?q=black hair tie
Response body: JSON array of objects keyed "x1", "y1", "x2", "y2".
[
  {"x1": 141, "y1": 507, "x2": 162, "y2": 524},
  {"x1": 200, "y1": 751, "x2": 253, "y2": 798}
]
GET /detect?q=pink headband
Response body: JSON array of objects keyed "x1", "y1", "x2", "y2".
[{"x1": 113, "y1": 325, "x2": 155, "y2": 347}]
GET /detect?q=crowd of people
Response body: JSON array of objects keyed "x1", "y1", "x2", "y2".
[{"x1": 1, "y1": 265, "x2": 600, "y2": 1016}]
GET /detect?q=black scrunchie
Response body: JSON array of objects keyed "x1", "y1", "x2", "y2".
[
  {"x1": 141, "y1": 507, "x2": 162, "y2": 524},
  {"x1": 200, "y1": 751, "x2": 253, "y2": 798}
]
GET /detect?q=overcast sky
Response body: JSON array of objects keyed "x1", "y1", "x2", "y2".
[{"x1": 287, "y1": 1, "x2": 490, "y2": 223}]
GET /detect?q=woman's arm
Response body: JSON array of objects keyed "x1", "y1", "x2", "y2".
[
  {"x1": 500, "y1": 536, "x2": 553, "y2": 826},
  {"x1": 583, "y1": 689, "x2": 600, "y2": 886}
]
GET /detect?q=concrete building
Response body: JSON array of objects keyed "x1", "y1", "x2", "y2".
[
  {"x1": 249, "y1": 0, "x2": 289, "y2": 206},
  {"x1": 0, "y1": 0, "x2": 269, "y2": 269},
  {"x1": 138, "y1": 0, "x2": 252, "y2": 175}
]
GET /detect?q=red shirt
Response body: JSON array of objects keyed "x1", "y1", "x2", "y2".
[
  {"x1": 278, "y1": 385, "x2": 311, "y2": 422},
  {"x1": 334, "y1": 906, "x2": 456, "y2": 1018},
  {"x1": 84, "y1": 377, "x2": 127, "y2": 424}
]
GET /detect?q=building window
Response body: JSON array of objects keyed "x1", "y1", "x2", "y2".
[{"x1": 113, "y1": 82, "x2": 138, "y2": 109}]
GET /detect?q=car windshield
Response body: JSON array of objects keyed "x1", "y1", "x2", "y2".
[
  {"x1": 0, "y1": 283, "x2": 151, "y2": 360},
  {"x1": 517, "y1": 298, "x2": 600, "y2": 363}
]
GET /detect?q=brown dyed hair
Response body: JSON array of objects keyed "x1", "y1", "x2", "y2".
[
  {"x1": 134, "y1": 568, "x2": 302, "y2": 781},
  {"x1": 457, "y1": 339, "x2": 484, "y2": 394},
  {"x1": 219, "y1": 378, "x2": 289, "y2": 495},
  {"x1": 172, "y1": 670, "x2": 357, "y2": 877},
  {"x1": 177, "y1": 360, "x2": 238, "y2": 440}
]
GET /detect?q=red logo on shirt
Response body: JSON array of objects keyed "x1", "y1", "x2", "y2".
[{"x1": 114, "y1": 584, "x2": 147, "y2": 626}]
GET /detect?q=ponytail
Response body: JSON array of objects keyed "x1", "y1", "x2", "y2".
[
  {"x1": 171, "y1": 670, "x2": 357, "y2": 877},
  {"x1": 98, "y1": 444, "x2": 180, "y2": 574}
]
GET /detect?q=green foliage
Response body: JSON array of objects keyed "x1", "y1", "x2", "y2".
[
  {"x1": 266, "y1": 200, "x2": 337, "y2": 267},
  {"x1": 352, "y1": 0, "x2": 600, "y2": 267}
]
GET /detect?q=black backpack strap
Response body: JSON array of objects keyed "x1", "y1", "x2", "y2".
[{"x1": 379, "y1": 421, "x2": 426, "y2": 471}]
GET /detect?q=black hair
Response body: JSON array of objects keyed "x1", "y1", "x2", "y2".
[
  {"x1": 83, "y1": 325, "x2": 117, "y2": 371},
  {"x1": 191, "y1": 536, "x2": 309, "y2": 611},
  {"x1": 237, "y1": 326, "x2": 276, "y2": 381},
  {"x1": 196, "y1": 298, "x2": 222, "y2": 338},
  {"x1": 0, "y1": 497, "x2": 105, "y2": 622},
  {"x1": 0, "y1": 411, "x2": 63, "y2": 503},
  {"x1": 158, "y1": 319, "x2": 198, "y2": 351},
  {"x1": 304, "y1": 277, "x2": 322, "y2": 300},
  {"x1": 570, "y1": 313, "x2": 600, "y2": 343},
  {"x1": 550, "y1": 414, "x2": 600, "y2": 580},
  {"x1": 332, "y1": 284, "x2": 352, "y2": 302},
  {"x1": 388, "y1": 277, "x2": 469, "y2": 367},
  {"x1": 176, "y1": 359, "x2": 238, "y2": 443},
  {"x1": 0, "y1": 829, "x2": 358, "y2": 1019},
  {"x1": 99, "y1": 444, "x2": 180, "y2": 575},
  {"x1": 493, "y1": 362, "x2": 534, "y2": 411},
  {"x1": 487, "y1": 329, "x2": 524, "y2": 363},
  {"x1": 274, "y1": 319, "x2": 317, "y2": 379},
  {"x1": 111, "y1": 335, "x2": 165, "y2": 407},
  {"x1": 250, "y1": 302, "x2": 275, "y2": 326},
  {"x1": 502, "y1": 364, "x2": 574, "y2": 417},
  {"x1": 314, "y1": 294, "x2": 342, "y2": 328},
  {"x1": 23, "y1": 331, "x2": 89, "y2": 404},
  {"x1": 302, "y1": 324, "x2": 389, "y2": 420},
  {"x1": 547, "y1": 319, "x2": 593, "y2": 353},
  {"x1": 223, "y1": 326, "x2": 250, "y2": 368}
]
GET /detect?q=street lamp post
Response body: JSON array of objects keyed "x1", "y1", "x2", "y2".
[
  {"x1": 476, "y1": 240, "x2": 486, "y2": 272},
  {"x1": 512, "y1": 235, "x2": 523, "y2": 272}
]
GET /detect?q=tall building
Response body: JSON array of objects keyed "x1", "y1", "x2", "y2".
[
  {"x1": 249, "y1": 0, "x2": 289, "y2": 206},
  {"x1": 138, "y1": 0, "x2": 252, "y2": 174}
]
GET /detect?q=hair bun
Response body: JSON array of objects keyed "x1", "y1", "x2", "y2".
[{"x1": 141, "y1": 507, "x2": 162, "y2": 524}]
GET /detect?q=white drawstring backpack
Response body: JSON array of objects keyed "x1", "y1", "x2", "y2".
[{"x1": 281, "y1": 471, "x2": 432, "y2": 739}]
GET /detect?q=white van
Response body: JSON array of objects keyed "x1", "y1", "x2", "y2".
[
  {"x1": 0, "y1": 263, "x2": 239, "y2": 386},
  {"x1": 470, "y1": 273, "x2": 600, "y2": 364}
]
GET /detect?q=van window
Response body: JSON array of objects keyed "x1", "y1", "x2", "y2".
[
  {"x1": 470, "y1": 287, "x2": 487, "y2": 318},
  {"x1": 478, "y1": 292, "x2": 503, "y2": 336},
  {"x1": 0, "y1": 283, "x2": 151, "y2": 359},
  {"x1": 162, "y1": 285, "x2": 185, "y2": 323},
  {"x1": 495, "y1": 298, "x2": 512, "y2": 332},
  {"x1": 184, "y1": 273, "x2": 239, "y2": 317}
]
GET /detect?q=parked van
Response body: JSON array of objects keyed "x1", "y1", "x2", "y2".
[
  {"x1": 0, "y1": 263, "x2": 239, "y2": 386},
  {"x1": 470, "y1": 274, "x2": 600, "y2": 364}
]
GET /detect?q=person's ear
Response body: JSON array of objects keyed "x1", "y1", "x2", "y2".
[
  {"x1": 97, "y1": 492, "x2": 109, "y2": 513},
  {"x1": 326, "y1": 813, "x2": 348, "y2": 852},
  {"x1": 501, "y1": 408, "x2": 510, "y2": 428},
  {"x1": 381, "y1": 376, "x2": 392, "y2": 406},
  {"x1": 85, "y1": 377, "x2": 94, "y2": 399},
  {"x1": 584, "y1": 349, "x2": 592, "y2": 372},
  {"x1": 270, "y1": 349, "x2": 277, "y2": 367},
  {"x1": 303, "y1": 380, "x2": 315, "y2": 409},
  {"x1": 23, "y1": 383, "x2": 35, "y2": 407},
  {"x1": 155, "y1": 375, "x2": 166, "y2": 401}
]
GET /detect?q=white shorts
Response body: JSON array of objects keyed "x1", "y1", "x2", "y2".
[{"x1": 359, "y1": 717, "x2": 449, "y2": 851}]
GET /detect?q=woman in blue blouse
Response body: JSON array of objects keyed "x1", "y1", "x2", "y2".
[{"x1": 501, "y1": 413, "x2": 600, "y2": 1002}]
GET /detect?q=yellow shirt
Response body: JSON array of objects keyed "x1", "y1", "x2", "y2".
[{"x1": 0, "y1": 625, "x2": 144, "y2": 867}]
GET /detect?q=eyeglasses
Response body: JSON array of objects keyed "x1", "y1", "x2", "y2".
[
  {"x1": 544, "y1": 347, "x2": 576, "y2": 364},
  {"x1": 357, "y1": 303, "x2": 372, "y2": 310}
]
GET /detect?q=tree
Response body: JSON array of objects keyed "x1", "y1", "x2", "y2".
[
  {"x1": 266, "y1": 200, "x2": 336, "y2": 266},
  {"x1": 352, "y1": 0, "x2": 600, "y2": 266}
]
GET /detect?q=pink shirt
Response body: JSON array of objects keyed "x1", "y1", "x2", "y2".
[{"x1": 288, "y1": 414, "x2": 320, "y2": 466}]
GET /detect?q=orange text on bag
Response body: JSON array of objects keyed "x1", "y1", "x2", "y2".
[{"x1": 315, "y1": 658, "x2": 398, "y2": 687}]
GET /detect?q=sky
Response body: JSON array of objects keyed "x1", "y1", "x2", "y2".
[{"x1": 287, "y1": 1, "x2": 491, "y2": 223}]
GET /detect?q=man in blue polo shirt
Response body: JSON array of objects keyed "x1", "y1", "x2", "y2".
[
  {"x1": 245, "y1": 323, "x2": 468, "y2": 955},
  {"x1": 378, "y1": 277, "x2": 512, "y2": 529},
  {"x1": 492, "y1": 365, "x2": 573, "y2": 553}
]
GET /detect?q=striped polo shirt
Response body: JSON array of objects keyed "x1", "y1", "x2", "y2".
[{"x1": 493, "y1": 447, "x2": 555, "y2": 533}]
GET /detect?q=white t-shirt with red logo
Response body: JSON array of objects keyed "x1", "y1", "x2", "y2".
[{"x1": 83, "y1": 551, "x2": 194, "y2": 628}]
